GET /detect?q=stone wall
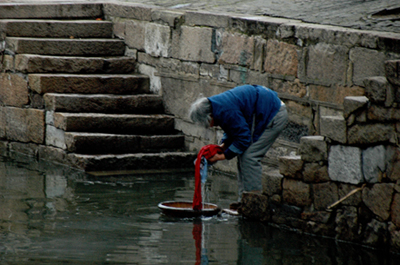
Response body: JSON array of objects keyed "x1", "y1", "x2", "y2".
[
  {"x1": 244, "y1": 62, "x2": 400, "y2": 252},
  {"x1": 102, "y1": 2, "x2": 400, "y2": 252},
  {"x1": 2, "y1": 1, "x2": 400, "y2": 252},
  {"x1": 103, "y1": 3, "x2": 400, "y2": 172}
]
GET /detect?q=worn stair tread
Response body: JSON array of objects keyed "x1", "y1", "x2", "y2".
[
  {"x1": 52, "y1": 112, "x2": 176, "y2": 134},
  {"x1": 29, "y1": 73, "x2": 150, "y2": 94},
  {"x1": 6, "y1": 37, "x2": 125, "y2": 56},
  {"x1": 0, "y1": 19, "x2": 113, "y2": 38},
  {"x1": 44, "y1": 93, "x2": 164, "y2": 114},
  {"x1": 70, "y1": 151, "x2": 197, "y2": 171},
  {"x1": 15, "y1": 54, "x2": 136, "y2": 74},
  {"x1": 0, "y1": 3, "x2": 103, "y2": 19},
  {"x1": 64, "y1": 132, "x2": 185, "y2": 154}
]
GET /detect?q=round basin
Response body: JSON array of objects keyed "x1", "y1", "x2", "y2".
[{"x1": 158, "y1": 201, "x2": 221, "y2": 217}]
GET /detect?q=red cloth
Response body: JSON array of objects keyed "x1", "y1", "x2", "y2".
[{"x1": 193, "y1": 144, "x2": 223, "y2": 210}]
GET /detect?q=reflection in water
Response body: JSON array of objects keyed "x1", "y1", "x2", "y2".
[{"x1": 0, "y1": 156, "x2": 399, "y2": 264}]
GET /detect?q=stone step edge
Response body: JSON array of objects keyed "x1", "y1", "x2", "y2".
[
  {"x1": 44, "y1": 93, "x2": 164, "y2": 113},
  {"x1": 62, "y1": 132, "x2": 185, "y2": 154},
  {"x1": 13, "y1": 55, "x2": 136, "y2": 74},
  {"x1": 29, "y1": 73, "x2": 150, "y2": 94},
  {"x1": 4, "y1": 140, "x2": 196, "y2": 172},
  {"x1": 48, "y1": 113, "x2": 175, "y2": 134},
  {"x1": 0, "y1": 3, "x2": 104, "y2": 20},
  {"x1": 71, "y1": 152, "x2": 197, "y2": 171}
]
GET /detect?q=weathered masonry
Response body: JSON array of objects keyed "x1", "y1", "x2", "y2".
[{"x1": 1, "y1": 2, "x2": 400, "y2": 252}]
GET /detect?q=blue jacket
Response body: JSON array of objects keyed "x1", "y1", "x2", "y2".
[{"x1": 208, "y1": 85, "x2": 281, "y2": 160}]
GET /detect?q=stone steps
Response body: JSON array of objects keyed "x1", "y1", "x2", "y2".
[
  {"x1": 29, "y1": 74, "x2": 150, "y2": 94},
  {"x1": 15, "y1": 54, "x2": 136, "y2": 74},
  {"x1": 44, "y1": 94, "x2": 164, "y2": 114},
  {"x1": 0, "y1": 13, "x2": 195, "y2": 171},
  {"x1": 6, "y1": 37, "x2": 125, "y2": 56},
  {"x1": 0, "y1": 19, "x2": 113, "y2": 38}
]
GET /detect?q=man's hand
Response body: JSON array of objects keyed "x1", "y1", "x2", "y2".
[{"x1": 208, "y1": 153, "x2": 225, "y2": 163}]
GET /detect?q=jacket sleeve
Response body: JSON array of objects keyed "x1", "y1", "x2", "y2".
[{"x1": 219, "y1": 110, "x2": 252, "y2": 160}]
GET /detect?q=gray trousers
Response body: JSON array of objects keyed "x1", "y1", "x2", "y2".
[{"x1": 236, "y1": 104, "x2": 288, "y2": 198}]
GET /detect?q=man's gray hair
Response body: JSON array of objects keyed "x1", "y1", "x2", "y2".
[{"x1": 189, "y1": 97, "x2": 212, "y2": 128}]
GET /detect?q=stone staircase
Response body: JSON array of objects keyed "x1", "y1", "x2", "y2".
[{"x1": 0, "y1": 16, "x2": 195, "y2": 172}]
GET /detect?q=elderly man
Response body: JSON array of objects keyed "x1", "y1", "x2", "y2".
[{"x1": 189, "y1": 84, "x2": 288, "y2": 208}]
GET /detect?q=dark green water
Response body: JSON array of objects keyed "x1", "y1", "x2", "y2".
[{"x1": 0, "y1": 156, "x2": 399, "y2": 265}]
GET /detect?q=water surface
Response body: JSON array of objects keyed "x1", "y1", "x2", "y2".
[{"x1": 0, "y1": 156, "x2": 399, "y2": 264}]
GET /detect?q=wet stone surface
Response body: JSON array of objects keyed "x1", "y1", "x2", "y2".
[{"x1": 3, "y1": 0, "x2": 400, "y2": 33}]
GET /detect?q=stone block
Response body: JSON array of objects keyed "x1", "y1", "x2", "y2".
[
  {"x1": 386, "y1": 146, "x2": 400, "y2": 182},
  {"x1": 362, "y1": 183, "x2": 394, "y2": 221},
  {"x1": 262, "y1": 169, "x2": 283, "y2": 196},
  {"x1": 335, "y1": 206, "x2": 358, "y2": 241},
  {"x1": 385, "y1": 60, "x2": 400, "y2": 87},
  {"x1": 313, "y1": 182, "x2": 338, "y2": 211},
  {"x1": 362, "y1": 145, "x2": 386, "y2": 183},
  {"x1": 328, "y1": 145, "x2": 363, "y2": 184},
  {"x1": 309, "y1": 84, "x2": 365, "y2": 105},
  {"x1": 125, "y1": 20, "x2": 146, "y2": 50},
  {"x1": 200, "y1": 64, "x2": 220, "y2": 79},
  {"x1": 0, "y1": 140, "x2": 8, "y2": 156},
  {"x1": 272, "y1": 78, "x2": 307, "y2": 99},
  {"x1": 285, "y1": 100, "x2": 312, "y2": 126},
  {"x1": 171, "y1": 26, "x2": 214, "y2": 63},
  {"x1": 0, "y1": 108, "x2": 5, "y2": 138},
  {"x1": 246, "y1": 71, "x2": 269, "y2": 88},
  {"x1": 390, "y1": 227, "x2": 400, "y2": 252},
  {"x1": 391, "y1": 193, "x2": 400, "y2": 227},
  {"x1": 363, "y1": 76, "x2": 391, "y2": 105},
  {"x1": 303, "y1": 162, "x2": 329, "y2": 183},
  {"x1": 184, "y1": 11, "x2": 229, "y2": 28},
  {"x1": 282, "y1": 178, "x2": 312, "y2": 207},
  {"x1": 264, "y1": 39, "x2": 299, "y2": 77},
  {"x1": 306, "y1": 43, "x2": 348, "y2": 85},
  {"x1": 217, "y1": 31, "x2": 253, "y2": 66},
  {"x1": 350, "y1": 47, "x2": 386, "y2": 86},
  {"x1": 145, "y1": 23, "x2": 170, "y2": 57},
  {"x1": 320, "y1": 115, "x2": 346, "y2": 143},
  {"x1": 362, "y1": 219, "x2": 388, "y2": 247},
  {"x1": 239, "y1": 192, "x2": 270, "y2": 221},
  {"x1": 0, "y1": 73, "x2": 29, "y2": 107},
  {"x1": 5, "y1": 107, "x2": 45, "y2": 144},
  {"x1": 138, "y1": 64, "x2": 161, "y2": 94},
  {"x1": 278, "y1": 155, "x2": 303, "y2": 179},
  {"x1": 103, "y1": 3, "x2": 154, "y2": 21},
  {"x1": 251, "y1": 37, "x2": 266, "y2": 72},
  {"x1": 112, "y1": 18, "x2": 126, "y2": 39},
  {"x1": 9, "y1": 142, "x2": 39, "y2": 159},
  {"x1": 151, "y1": 9, "x2": 184, "y2": 27},
  {"x1": 1, "y1": 55, "x2": 14, "y2": 71},
  {"x1": 229, "y1": 67, "x2": 248, "y2": 84},
  {"x1": 338, "y1": 183, "x2": 362, "y2": 206},
  {"x1": 276, "y1": 23, "x2": 296, "y2": 39},
  {"x1": 348, "y1": 123, "x2": 395, "y2": 145},
  {"x1": 295, "y1": 23, "x2": 366, "y2": 48},
  {"x1": 45, "y1": 125, "x2": 66, "y2": 149},
  {"x1": 299, "y1": 136, "x2": 328, "y2": 162},
  {"x1": 343, "y1": 96, "x2": 369, "y2": 118}
]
